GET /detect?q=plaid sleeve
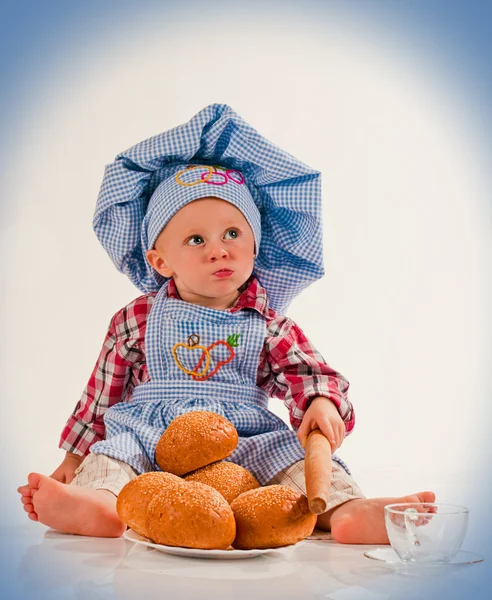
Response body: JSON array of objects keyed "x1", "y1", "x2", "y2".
[
  {"x1": 258, "y1": 314, "x2": 354, "y2": 434},
  {"x1": 58, "y1": 294, "x2": 154, "y2": 456}
]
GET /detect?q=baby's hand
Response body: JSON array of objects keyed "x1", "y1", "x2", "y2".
[
  {"x1": 50, "y1": 451, "x2": 83, "y2": 484},
  {"x1": 297, "y1": 397, "x2": 345, "y2": 452}
]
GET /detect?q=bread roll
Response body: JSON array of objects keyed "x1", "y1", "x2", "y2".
[
  {"x1": 231, "y1": 485, "x2": 317, "y2": 549},
  {"x1": 184, "y1": 461, "x2": 260, "y2": 503},
  {"x1": 116, "y1": 471, "x2": 184, "y2": 537},
  {"x1": 146, "y1": 479, "x2": 236, "y2": 549},
  {"x1": 155, "y1": 411, "x2": 238, "y2": 475}
]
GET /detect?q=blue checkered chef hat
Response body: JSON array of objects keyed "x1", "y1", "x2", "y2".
[{"x1": 93, "y1": 104, "x2": 323, "y2": 313}]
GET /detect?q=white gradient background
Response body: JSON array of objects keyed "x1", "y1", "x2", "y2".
[{"x1": 1, "y1": 0, "x2": 491, "y2": 591}]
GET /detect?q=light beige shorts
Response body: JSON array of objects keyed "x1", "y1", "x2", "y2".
[
  {"x1": 71, "y1": 454, "x2": 364, "y2": 513},
  {"x1": 71, "y1": 454, "x2": 137, "y2": 496}
]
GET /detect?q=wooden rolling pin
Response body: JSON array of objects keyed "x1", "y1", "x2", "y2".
[{"x1": 304, "y1": 429, "x2": 333, "y2": 514}]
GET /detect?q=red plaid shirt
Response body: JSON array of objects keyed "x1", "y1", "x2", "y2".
[{"x1": 60, "y1": 277, "x2": 354, "y2": 456}]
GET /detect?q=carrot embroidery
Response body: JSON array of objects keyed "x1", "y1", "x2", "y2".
[
  {"x1": 192, "y1": 333, "x2": 241, "y2": 381},
  {"x1": 171, "y1": 333, "x2": 241, "y2": 380}
]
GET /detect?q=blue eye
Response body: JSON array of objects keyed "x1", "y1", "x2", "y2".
[
  {"x1": 224, "y1": 229, "x2": 239, "y2": 240},
  {"x1": 187, "y1": 235, "x2": 204, "y2": 246}
]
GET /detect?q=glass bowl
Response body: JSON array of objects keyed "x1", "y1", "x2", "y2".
[{"x1": 384, "y1": 503, "x2": 469, "y2": 563}]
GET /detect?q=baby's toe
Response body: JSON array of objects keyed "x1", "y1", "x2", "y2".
[
  {"x1": 28, "y1": 512, "x2": 39, "y2": 521},
  {"x1": 23, "y1": 503, "x2": 34, "y2": 513},
  {"x1": 20, "y1": 496, "x2": 32, "y2": 505},
  {"x1": 421, "y1": 491, "x2": 436, "y2": 503}
]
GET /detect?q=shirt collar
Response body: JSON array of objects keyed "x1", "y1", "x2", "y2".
[{"x1": 167, "y1": 275, "x2": 272, "y2": 316}]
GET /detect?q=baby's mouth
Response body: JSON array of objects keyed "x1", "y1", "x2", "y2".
[{"x1": 213, "y1": 269, "x2": 233, "y2": 278}]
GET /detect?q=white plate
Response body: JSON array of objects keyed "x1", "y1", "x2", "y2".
[
  {"x1": 123, "y1": 529, "x2": 284, "y2": 559},
  {"x1": 364, "y1": 547, "x2": 484, "y2": 570}
]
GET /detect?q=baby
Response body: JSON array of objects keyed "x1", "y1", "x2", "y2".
[{"x1": 18, "y1": 105, "x2": 434, "y2": 541}]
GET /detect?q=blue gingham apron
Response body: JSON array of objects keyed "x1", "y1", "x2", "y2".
[{"x1": 91, "y1": 281, "x2": 349, "y2": 484}]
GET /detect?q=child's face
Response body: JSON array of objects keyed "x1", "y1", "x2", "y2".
[{"x1": 146, "y1": 197, "x2": 256, "y2": 309}]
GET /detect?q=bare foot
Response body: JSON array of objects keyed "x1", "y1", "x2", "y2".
[
  {"x1": 318, "y1": 491, "x2": 436, "y2": 544},
  {"x1": 17, "y1": 473, "x2": 126, "y2": 537}
]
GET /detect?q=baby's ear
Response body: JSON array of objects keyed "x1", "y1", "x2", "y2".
[{"x1": 145, "y1": 249, "x2": 173, "y2": 278}]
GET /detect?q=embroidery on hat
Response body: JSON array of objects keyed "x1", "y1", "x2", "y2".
[
  {"x1": 175, "y1": 165, "x2": 244, "y2": 187},
  {"x1": 172, "y1": 333, "x2": 241, "y2": 380}
]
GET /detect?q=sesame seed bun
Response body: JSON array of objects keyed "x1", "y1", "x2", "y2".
[
  {"x1": 231, "y1": 485, "x2": 317, "y2": 549},
  {"x1": 184, "y1": 461, "x2": 260, "y2": 503},
  {"x1": 146, "y1": 479, "x2": 236, "y2": 549},
  {"x1": 155, "y1": 411, "x2": 238, "y2": 476},
  {"x1": 116, "y1": 471, "x2": 184, "y2": 537}
]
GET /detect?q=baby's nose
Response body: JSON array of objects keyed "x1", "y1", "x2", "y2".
[{"x1": 208, "y1": 245, "x2": 229, "y2": 261}]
